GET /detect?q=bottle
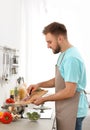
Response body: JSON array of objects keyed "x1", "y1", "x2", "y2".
[
  {"x1": 10, "y1": 89, "x2": 14, "y2": 99},
  {"x1": 17, "y1": 77, "x2": 27, "y2": 100},
  {"x1": 14, "y1": 87, "x2": 19, "y2": 102}
]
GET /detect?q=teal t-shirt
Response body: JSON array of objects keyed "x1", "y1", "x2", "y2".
[{"x1": 57, "y1": 47, "x2": 88, "y2": 117}]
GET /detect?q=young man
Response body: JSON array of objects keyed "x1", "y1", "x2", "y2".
[{"x1": 27, "y1": 22, "x2": 88, "y2": 130}]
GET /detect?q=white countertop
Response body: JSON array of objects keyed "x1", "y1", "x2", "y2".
[
  {"x1": 0, "y1": 102, "x2": 55, "y2": 130},
  {"x1": 0, "y1": 118, "x2": 55, "y2": 130}
]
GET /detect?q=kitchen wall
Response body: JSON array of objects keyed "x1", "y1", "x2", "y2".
[
  {"x1": 0, "y1": 0, "x2": 21, "y2": 48},
  {"x1": 0, "y1": 0, "x2": 22, "y2": 107},
  {"x1": 21, "y1": 0, "x2": 59, "y2": 84}
]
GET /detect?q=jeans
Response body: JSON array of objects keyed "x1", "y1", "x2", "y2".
[{"x1": 75, "y1": 117, "x2": 85, "y2": 130}]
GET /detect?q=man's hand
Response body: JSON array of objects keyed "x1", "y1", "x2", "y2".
[
  {"x1": 27, "y1": 84, "x2": 39, "y2": 95},
  {"x1": 33, "y1": 97, "x2": 45, "y2": 105}
]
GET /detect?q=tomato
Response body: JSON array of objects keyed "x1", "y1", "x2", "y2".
[{"x1": 5, "y1": 98, "x2": 15, "y2": 104}]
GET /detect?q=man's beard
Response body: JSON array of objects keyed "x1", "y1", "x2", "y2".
[{"x1": 53, "y1": 43, "x2": 61, "y2": 54}]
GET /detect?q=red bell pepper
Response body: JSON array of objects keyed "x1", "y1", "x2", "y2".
[{"x1": 0, "y1": 112, "x2": 13, "y2": 124}]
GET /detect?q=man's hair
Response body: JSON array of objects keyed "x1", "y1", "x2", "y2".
[{"x1": 42, "y1": 22, "x2": 67, "y2": 37}]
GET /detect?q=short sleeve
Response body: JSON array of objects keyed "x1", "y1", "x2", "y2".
[{"x1": 63, "y1": 57, "x2": 80, "y2": 83}]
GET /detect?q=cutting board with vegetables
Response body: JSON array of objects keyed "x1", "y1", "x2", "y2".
[{"x1": 21, "y1": 88, "x2": 48, "y2": 105}]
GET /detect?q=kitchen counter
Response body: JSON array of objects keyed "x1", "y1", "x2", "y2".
[
  {"x1": 0, "y1": 118, "x2": 55, "y2": 130},
  {"x1": 0, "y1": 102, "x2": 56, "y2": 130}
]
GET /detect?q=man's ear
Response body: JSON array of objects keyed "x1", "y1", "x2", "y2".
[{"x1": 58, "y1": 35, "x2": 62, "y2": 42}]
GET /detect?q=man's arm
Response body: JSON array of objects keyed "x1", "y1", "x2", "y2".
[
  {"x1": 44, "y1": 82, "x2": 77, "y2": 100},
  {"x1": 37, "y1": 78, "x2": 55, "y2": 88},
  {"x1": 27, "y1": 78, "x2": 55, "y2": 94},
  {"x1": 33, "y1": 82, "x2": 77, "y2": 105}
]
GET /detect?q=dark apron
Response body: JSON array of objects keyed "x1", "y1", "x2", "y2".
[{"x1": 55, "y1": 65, "x2": 80, "y2": 130}]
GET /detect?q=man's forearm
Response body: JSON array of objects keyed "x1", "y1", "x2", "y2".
[
  {"x1": 37, "y1": 78, "x2": 55, "y2": 88},
  {"x1": 43, "y1": 82, "x2": 77, "y2": 102}
]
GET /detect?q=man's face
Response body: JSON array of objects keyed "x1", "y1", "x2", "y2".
[{"x1": 45, "y1": 33, "x2": 61, "y2": 54}]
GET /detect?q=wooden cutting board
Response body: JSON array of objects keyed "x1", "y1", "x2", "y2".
[{"x1": 18, "y1": 89, "x2": 48, "y2": 105}]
